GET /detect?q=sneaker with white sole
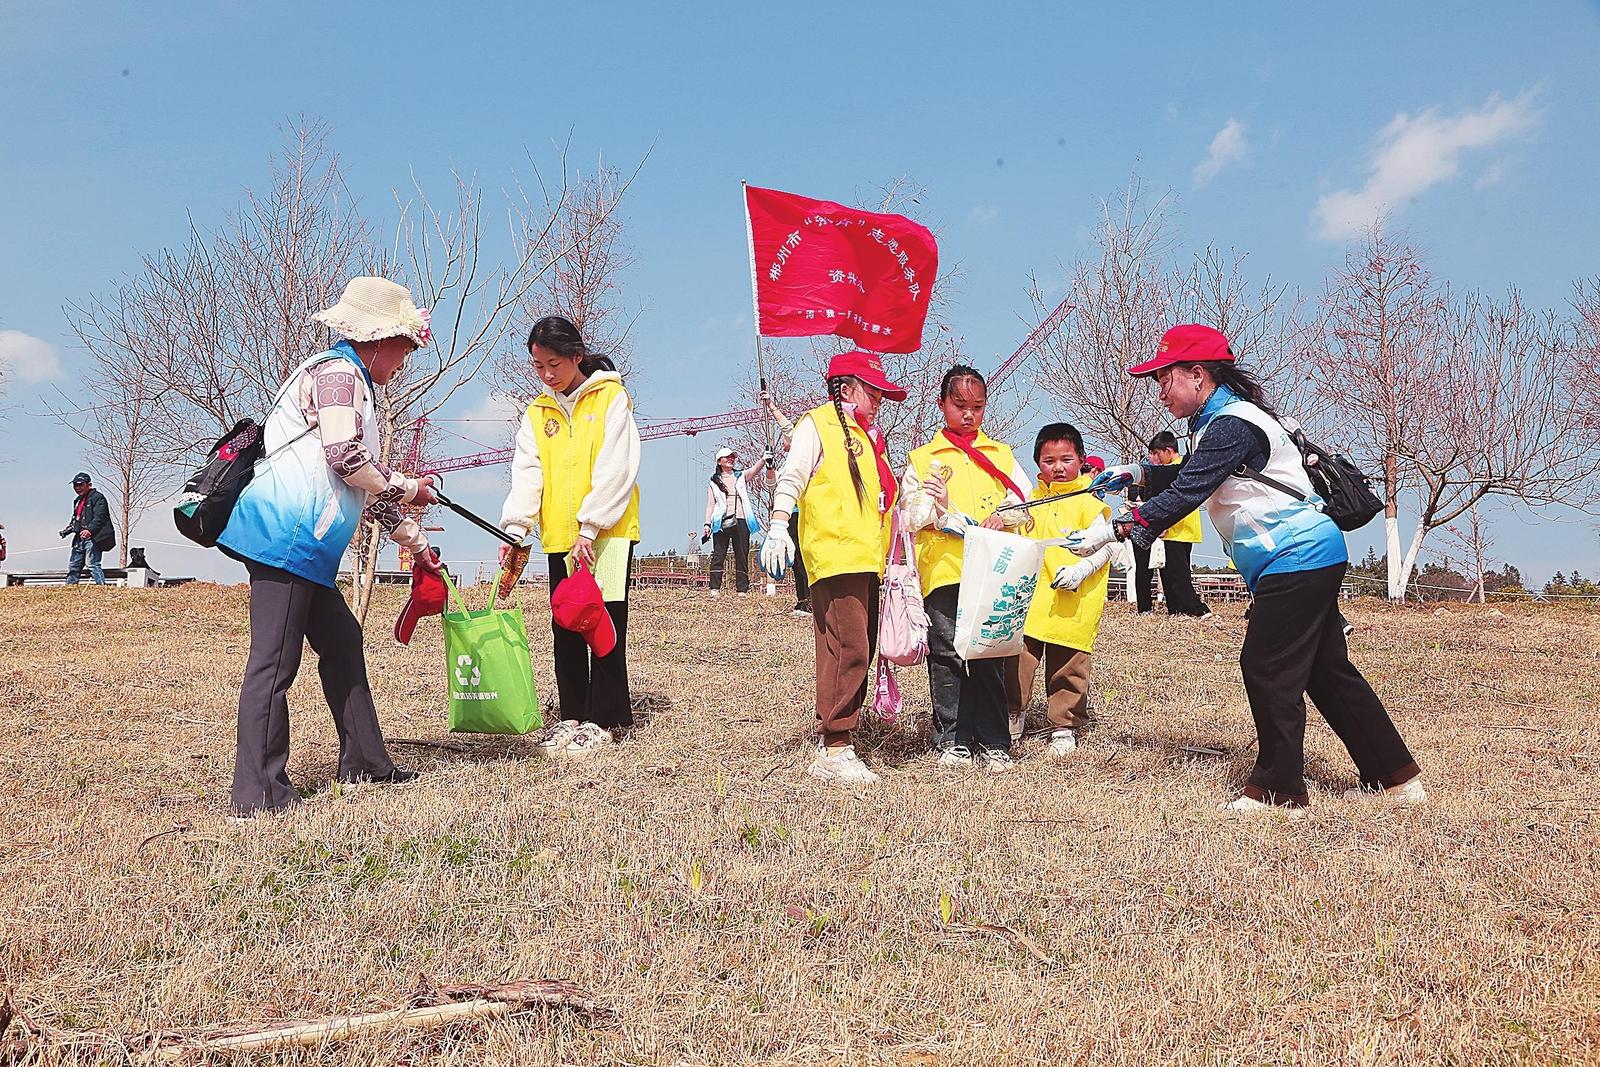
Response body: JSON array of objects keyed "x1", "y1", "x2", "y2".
[
  {"x1": 980, "y1": 748, "x2": 1016, "y2": 773},
  {"x1": 1047, "y1": 729, "x2": 1077, "y2": 759},
  {"x1": 808, "y1": 745, "x2": 879, "y2": 786},
  {"x1": 561, "y1": 722, "x2": 614, "y2": 759},
  {"x1": 536, "y1": 719, "x2": 583, "y2": 756},
  {"x1": 709, "y1": 589, "x2": 721, "y2": 599},
  {"x1": 937, "y1": 744, "x2": 974, "y2": 768},
  {"x1": 1222, "y1": 795, "x2": 1305, "y2": 818},
  {"x1": 1344, "y1": 777, "x2": 1427, "y2": 806}
]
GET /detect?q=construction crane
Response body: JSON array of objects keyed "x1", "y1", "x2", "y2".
[{"x1": 419, "y1": 296, "x2": 1073, "y2": 475}]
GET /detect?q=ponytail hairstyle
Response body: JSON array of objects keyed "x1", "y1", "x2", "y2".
[
  {"x1": 1184, "y1": 360, "x2": 1276, "y2": 417},
  {"x1": 527, "y1": 315, "x2": 617, "y2": 376},
  {"x1": 1146, "y1": 430, "x2": 1180, "y2": 453},
  {"x1": 939, "y1": 364, "x2": 988, "y2": 401},
  {"x1": 828, "y1": 375, "x2": 869, "y2": 506}
]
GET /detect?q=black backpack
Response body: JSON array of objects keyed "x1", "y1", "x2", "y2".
[
  {"x1": 173, "y1": 419, "x2": 310, "y2": 547},
  {"x1": 1235, "y1": 425, "x2": 1383, "y2": 532}
]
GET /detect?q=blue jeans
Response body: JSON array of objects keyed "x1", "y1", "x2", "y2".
[{"x1": 67, "y1": 539, "x2": 105, "y2": 584}]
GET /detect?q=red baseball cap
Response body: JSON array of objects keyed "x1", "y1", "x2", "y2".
[
  {"x1": 1128, "y1": 324, "x2": 1235, "y2": 378},
  {"x1": 551, "y1": 562, "x2": 617, "y2": 657},
  {"x1": 394, "y1": 551, "x2": 448, "y2": 645},
  {"x1": 826, "y1": 350, "x2": 907, "y2": 401},
  {"x1": 1083, "y1": 455, "x2": 1106, "y2": 473}
]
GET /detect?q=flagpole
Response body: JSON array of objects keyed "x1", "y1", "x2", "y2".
[{"x1": 741, "y1": 179, "x2": 775, "y2": 462}]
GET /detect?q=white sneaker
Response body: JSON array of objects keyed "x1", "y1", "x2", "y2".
[
  {"x1": 808, "y1": 745, "x2": 879, "y2": 785},
  {"x1": 1342, "y1": 620, "x2": 1356, "y2": 637},
  {"x1": 980, "y1": 748, "x2": 1015, "y2": 774},
  {"x1": 561, "y1": 722, "x2": 614, "y2": 759},
  {"x1": 1344, "y1": 777, "x2": 1427, "y2": 806},
  {"x1": 1222, "y1": 795, "x2": 1305, "y2": 819},
  {"x1": 536, "y1": 719, "x2": 583, "y2": 756},
  {"x1": 738, "y1": 592, "x2": 748, "y2": 598},
  {"x1": 937, "y1": 744, "x2": 973, "y2": 768},
  {"x1": 709, "y1": 589, "x2": 721, "y2": 599},
  {"x1": 1047, "y1": 729, "x2": 1077, "y2": 759}
]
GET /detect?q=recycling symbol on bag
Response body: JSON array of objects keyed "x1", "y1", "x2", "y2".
[{"x1": 454, "y1": 654, "x2": 481, "y2": 688}]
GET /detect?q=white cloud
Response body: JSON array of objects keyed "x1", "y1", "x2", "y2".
[
  {"x1": 966, "y1": 203, "x2": 1000, "y2": 226},
  {"x1": 1312, "y1": 89, "x2": 1541, "y2": 241},
  {"x1": 0, "y1": 330, "x2": 63, "y2": 383},
  {"x1": 1193, "y1": 118, "x2": 1249, "y2": 185}
]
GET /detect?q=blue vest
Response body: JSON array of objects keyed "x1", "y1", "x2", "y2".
[{"x1": 218, "y1": 344, "x2": 376, "y2": 587}]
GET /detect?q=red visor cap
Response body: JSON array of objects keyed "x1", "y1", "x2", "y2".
[
  {"x1": 826, "y1": 350, "x2": 908, "y2": 402},
  {"x1": 394, "y1": 554, "x2": 448, "y2": 645},
  {"x1": 1128, "y1": 324, "x2": 1235, "y2": 378},
  {"x1": 550, "y1": 563, "x2": 618, "y2": 657}
]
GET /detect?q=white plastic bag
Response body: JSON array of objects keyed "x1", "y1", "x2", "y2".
[
  {"x1": 1149, "y1": 537, "x2": 1167, "y2": 571},
  {"x1": 953, "y1": 526, "x2": 1045, "y2": 661}
]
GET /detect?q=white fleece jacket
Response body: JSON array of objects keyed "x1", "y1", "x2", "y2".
[{"x1": 498, "y1": 371, "x2": 642, "y2": 542}]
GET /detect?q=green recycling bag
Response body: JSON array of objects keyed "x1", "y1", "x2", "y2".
[{"x1": 440, "y1": 570, "x2": 540, "y2": 735}]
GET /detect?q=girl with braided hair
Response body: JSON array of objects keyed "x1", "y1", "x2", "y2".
[{"x1": 760, "y1": 351, "x2": 907, "y2": 786}]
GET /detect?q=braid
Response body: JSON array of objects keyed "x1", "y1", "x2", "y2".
[{"x1": 829, "y1": 375, "x2": 868, "y2": 506}]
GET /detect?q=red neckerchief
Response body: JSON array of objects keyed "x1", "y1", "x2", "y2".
[
  {"x1": 940, "y1": 428, "x2": 1025, "y2": 502},
  {"x1": 850, "y1": 409, "x2": 897, "y2": 514},
  {"x1": 74, "y1": 495, "x2": 86, "y2": 519}
]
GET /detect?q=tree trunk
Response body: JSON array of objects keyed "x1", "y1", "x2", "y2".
[
  {"x1": 1384, "y1": 515, "x2": 1403, "y2": 601},
  {"x1": 1397, "y1": 524, "x2": 1427, "y2": 601},
  {"x1": 353, "y1": 520, "x2": 384, "y2": 627}
]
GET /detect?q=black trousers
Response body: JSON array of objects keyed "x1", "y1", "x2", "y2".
[
  {"x1": 1160, "y1": 541, "x2": 1211, "y2": 617},
  {"x1": 233, "y1": 560, "x2": 397, "y2": 814},
  {"x1": 1132, "y1": 543, "x2": 1155, "y2": 613},
  {"x1": 789, "y1": 511, "x2": 810, "y2": 607},
  {"x1": 549, "y1": 550, "x2": 632, "y2": 731},
  {"x1": 1239, "y1": 563, "x2": 1419, "y2": 805},
  {"x1": 924, "y1": 584, "x2": 1011, "y2": 753},
  {"x1": 709, "y1": 520, "x2": 751, "y2": 592}
]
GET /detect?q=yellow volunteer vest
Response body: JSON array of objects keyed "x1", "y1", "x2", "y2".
[
  {"x1": 528, "y1": 378, "x2": 642, "y2": 553},
  {"x1": 796, "y1": 404, "x2": 891, "y2": 582},
  {"x1": 1161, "y1": 455, "x2": 1203, "y2": 543},
  {"x1": 908, "y1": 431, "x2": 1019, "y2": 596},
  {"x1": 1022, "y1": 474, "x2": 1113, "y2": 651}
]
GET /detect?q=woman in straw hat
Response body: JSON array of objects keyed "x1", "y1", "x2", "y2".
[{"x1": 219, "y1": 276, "x2": 441, "y2": 816}]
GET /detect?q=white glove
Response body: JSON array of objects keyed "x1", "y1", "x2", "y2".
[
  {"x1": 759, "y1": 522, "x2": 795, "y2": 579},
  {"x1": 1052, "y1": 560, "x2": 1096, "y2": 591},
  {"x1": 1064, "y1": 515, "x2": 1118, "y2": 557}
]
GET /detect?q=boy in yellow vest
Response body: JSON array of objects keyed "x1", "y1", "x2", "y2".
[
  {"x1": 1146, "y1": 431, "x2": 1210, "y2": 618},
  {"x1": 1006, "y1": 423, "x2": 1117, "y2": 757},
  {"x1": 499, "y1": 316, "x2": 641, "y2": 759}
]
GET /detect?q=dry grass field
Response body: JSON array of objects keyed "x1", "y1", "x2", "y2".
[{"x1": 2, "y1": 583, "x2": 1599, "y2": 1065}]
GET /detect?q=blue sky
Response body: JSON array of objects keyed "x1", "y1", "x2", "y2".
[{"x1": 2, "y1": 1, "x2": 1597, "y2": 585}]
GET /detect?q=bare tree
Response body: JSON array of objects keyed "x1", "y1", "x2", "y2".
[
  {"x1": 1310, "y1": 223, "x2": 1446, "y2": 599},
  {"x1": 1440, "y1": 502, "x2": 1494, "y2": 604},
  {"x1": 1029, "y1": 174, "x2": 1179, "y2": 461},
  {"x1": 56, "y1": 291, "x2": 182, "y2": 565},
  {"x1": 1572, "y1": 277, "x2": 1600, "y2": 432}
]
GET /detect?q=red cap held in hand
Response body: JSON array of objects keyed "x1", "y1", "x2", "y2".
[
  {"x1": 551, "y1": 561, "x2": 617, "y2": 657},
  {"x1": 394, "y1": 550, "x2": 447, "y2": 645},
  {"x1": 1128, "y1": 324, "x2": 1235, "y2": 378}
]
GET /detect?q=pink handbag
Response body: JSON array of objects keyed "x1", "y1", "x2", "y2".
[{"x1": 877, "y1": 508, "x2": 928, "y2": 667}]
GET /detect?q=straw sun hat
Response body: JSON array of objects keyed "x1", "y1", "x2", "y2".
[{"x1": 311, "y1": 277, "x2": 433, "y2": 346}]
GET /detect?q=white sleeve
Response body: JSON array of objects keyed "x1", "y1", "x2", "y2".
[
  {"x1": 575, "y1": 390, "x2": 643, "y2": 540},
  {"x1": 770, "y1": 415, "x2": 823, "y2": 521},
  {"x1": 499, "y1": 411, "x2": 543, "y2": 540},
  {"x1": 902, "y1": 465, "x2": 974, "y2": 534}
]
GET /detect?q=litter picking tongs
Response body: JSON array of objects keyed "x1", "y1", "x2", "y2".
[
  {"x1": 427, "y1": 474, "x2": 538, "y2": 599},
  {"x1": 992, "y1": 484, "x2": 1119, "y2": 517}
]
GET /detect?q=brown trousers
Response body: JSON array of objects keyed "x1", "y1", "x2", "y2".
[
  {"x1": 1007, "y1": 636, "x2": 1093, "y2": 735},
  {"x1": 811, "y1": 572, "x2": 880, "y2": 746}
]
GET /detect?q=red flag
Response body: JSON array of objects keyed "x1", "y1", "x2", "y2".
[{"x1": 744, "y1": 184, "x2": 938, "y2": 354}]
